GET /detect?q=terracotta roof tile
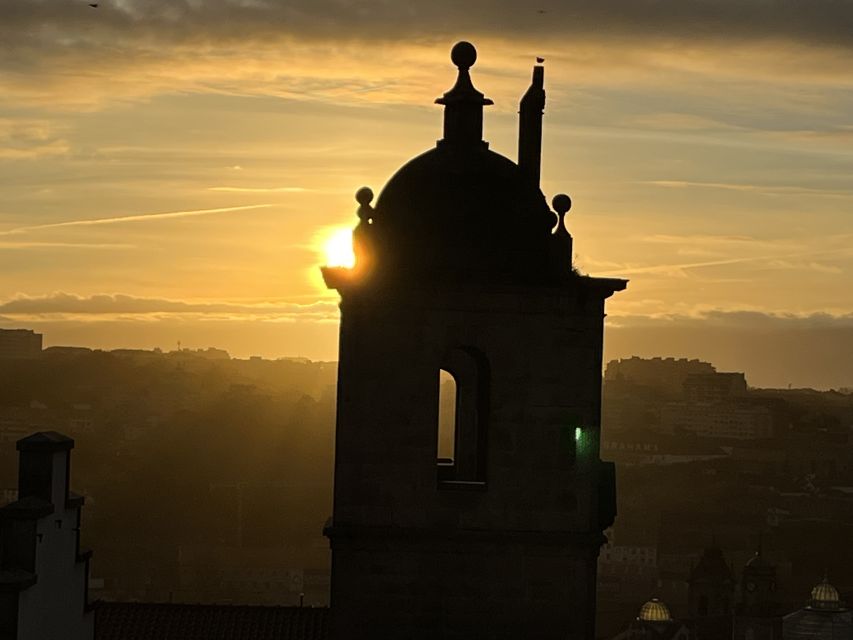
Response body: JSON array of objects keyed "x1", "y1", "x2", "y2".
[{"x1": 95, "y1": 602, "x2": 328, "y2": 640}]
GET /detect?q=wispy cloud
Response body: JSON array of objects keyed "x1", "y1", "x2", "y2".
[
  {"x1": 624, "y1": 113, "x2": 744, "y2": 132},
  {"x1": 209, "y1": 187, "x2": 309, "y2": 193},
  {"x1": 2, "y1": 2, "x2": 853, "y2": 109},
  {"x1": 641, "y1": 180, "x2": 853, "y2": 198},
  {"x1": 0, "y1": 292, "x2": 339, "y2": 321},
  {"x1": 616, "y1": 255, "x2": 776, "y2": 276},
  {"x1": 0, "y1": 204, "x2": 273, "y2": 236},
  {"x1": 0, "y1": 241, "x2": 134, "y2": 250},
  {"x1": 0, "y1": 118, "x2": 69, "y2": 158},
  {"x1": 590, "y1": 245, "x2": 852, "y2": 278},
  {"x1": 608, "y1": 309, "x2": 853, "y2": 330},
  {"x1": 641, "y1": 233, "x2": 769, "y2": 246}
]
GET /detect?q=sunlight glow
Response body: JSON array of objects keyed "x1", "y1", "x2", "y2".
[{"x1": 324, "y1": 227, "x2": 355, "y2": 268}]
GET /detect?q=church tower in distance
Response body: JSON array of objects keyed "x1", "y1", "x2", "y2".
[{"x1": 322, "y1": 41, "x2": 626, "y2": 640}]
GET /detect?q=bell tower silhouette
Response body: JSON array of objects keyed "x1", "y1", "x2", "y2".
[{"x1": 322, "y1": 41, "x2": 626, "y2": 640}]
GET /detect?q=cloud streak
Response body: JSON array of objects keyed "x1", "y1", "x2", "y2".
[
  {"x1": 642, "y1": 180, "x2": 853, "y2": 199},
  {"x1": 0, "y1": 204, "x2": 273, "y2": 236},
  {"x1": 0, "y1": 292, "x2": 339, "y2": 321},
  {"x1": 609, "y1": 309, "x2": 853, "y2": 329},
  {"x1": 209, "y1": 187, "x2": 309, "y2": 193},
  {"x1": 0, "y1": 241, "x2": 134, "y2": 250},
  {"x1": 0, "y1": 118, "x2": 69, "y2": 158}
]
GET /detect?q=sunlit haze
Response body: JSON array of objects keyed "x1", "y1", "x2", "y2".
[{"x1": 1, "y1": 1, "x2": 851, "y2": 388}]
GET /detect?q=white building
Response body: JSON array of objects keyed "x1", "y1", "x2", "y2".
[{"x1": 0, "y1": 432, "x2": 94, "y2": 640}]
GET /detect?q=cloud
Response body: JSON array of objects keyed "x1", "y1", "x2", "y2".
[
  {"x1": 0, "y1": 204, "x2": 273, "y2": 236},
  {"x1": 0, "y1": 241, "x2": 134, "y2": 250},
  {"x1": 609, "y1": 309, "x2": 853, "y2": 330},
  {"x1": 603, "y1": 309, "x2": 853, "y2": 389},
  {"x1": 208, "y1": 186, "x2": 309, "y2": 193},
  {"x1": 0, "y1": 292, "x2": 339, "y2": 322},
  {"x1": 0, "y1": 118, "x2": 69, "y2": 158},
  {"x1": 3, "y1": 1, "x2": 853, "y2": 108},
  {"x1": 641, "y1": 180, "x2": 853, "y2": 199},
  {"x1": 582, "y1": 232, "x2": 852, "y2": 280},
  {"x1": 622, "y1": 113, "x2": 745, "y2": 132},
  {"x1": 5, "y1": 1, "x2": 853, "y2": 49}
]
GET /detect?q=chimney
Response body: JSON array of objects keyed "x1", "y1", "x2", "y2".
[
  {"x1": 518, "y1": 64, "x2": 545, "y2": 186},
  {"x1": 16, "y1": 431, "x2": 74, "y2": 507}
]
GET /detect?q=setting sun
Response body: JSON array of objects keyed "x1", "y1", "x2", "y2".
[{"x1": 324, "y1": 227, "x2": 355, "y2": 268}]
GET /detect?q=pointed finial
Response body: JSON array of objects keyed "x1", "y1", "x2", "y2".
[
  {"x1": 451, "y1": 41, "x2": 477, "y2": 70},
  {"x1": 436, "y1": 41, "x2": 492, "y2": 146}
]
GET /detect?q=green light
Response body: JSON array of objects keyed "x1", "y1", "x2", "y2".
[{"x1": 575, "y1": 427, "x2": 582, "y2": 442}]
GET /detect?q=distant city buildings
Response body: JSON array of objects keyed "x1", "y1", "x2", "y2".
[
  {"x1": 659, "y1": 400, "x2": 773, "y2": 440},
  {"x1": 598, "y1": 356, "x2": 853, "y2": 637},
  {"x1": 0, "y1": 328, "x2": 42, "y2": 359},
  {"x1": 602, "y1": 356, "x2": 849, "y2": 446},
  {"x1": 0, "y1": 344, "x2": 850, "y2": 638},
  {"x1": 783, "y1": 577, "x2": 853, "y2": 638},
  {"x1": 176, "y1": 544, "x2": 328, "y2": 606},
  {"x1": 605, "y1": 357, "x2": 717, "y2": 396},
  {"x1": 610, "y1": 546, "x2": 851, "y2": 640}
]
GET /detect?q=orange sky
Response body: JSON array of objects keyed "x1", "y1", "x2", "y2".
[{"x1": 1, "y1": 2, "x2": 851, "y2": 387}]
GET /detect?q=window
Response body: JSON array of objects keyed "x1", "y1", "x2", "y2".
[
  {"x1": 437, "y1": 369, "x2": 457, "y2": 464},
  {"x1": 436, "y1": 347, "x2": 489, "y2": 487}
]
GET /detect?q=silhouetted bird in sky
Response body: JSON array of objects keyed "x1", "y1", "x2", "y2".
[{"x1": 89, "y1": 3, "x2": 98, "y2": 7}]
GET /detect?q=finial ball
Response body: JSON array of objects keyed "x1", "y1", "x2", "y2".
[
  {"x1": 552, "y1": 193, "x2": 572, "y2": 215},
  {"x1": 451, "y1": 41, "x2": 477, "y2": 70},
  {"x1": 355, "y1": 186, "x2": 374, "y2": 206}
]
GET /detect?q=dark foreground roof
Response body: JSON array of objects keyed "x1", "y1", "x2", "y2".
[{"x1": 95, "y1": 602, "x2": 329, "y2": 640}]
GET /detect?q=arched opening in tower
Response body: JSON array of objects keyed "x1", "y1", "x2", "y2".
[{"x1": 437, "y1": 368, "x2": 457, "y2": 465}]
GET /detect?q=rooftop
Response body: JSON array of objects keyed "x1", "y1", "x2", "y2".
[{"x1": 94, "y1": 602, "x2": 329, "y2": 640}]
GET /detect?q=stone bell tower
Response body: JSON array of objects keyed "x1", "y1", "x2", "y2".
[{"x1": 322, "y1": 41, "x2": 626, "y2": 640}]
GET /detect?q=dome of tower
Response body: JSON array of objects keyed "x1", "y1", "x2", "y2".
[
  {"x1": 810, "y1": 578, "x2": 841, "y2": 607},
  {"x1": 372, "y1": 145, "x2": 555, "y2": 281},
  {"x1": 364, "y1": 42, "x2": 559, "y2": 284},
  {"x1": 638, "y1": 598, "x2": 672, "y2": 622}
]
